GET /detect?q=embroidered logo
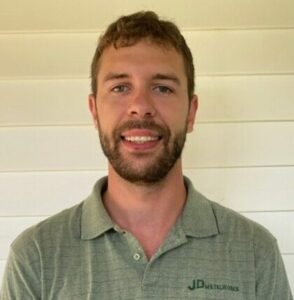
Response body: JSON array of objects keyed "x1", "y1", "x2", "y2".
[{"x1": 188, "y1": 279, "x2": 239, "y2": 292}]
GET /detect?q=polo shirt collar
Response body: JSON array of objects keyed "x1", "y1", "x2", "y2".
[
  {"x1": 80, "y1": 176, "x2": 219, "y2": 240},
  {"x1": 181, "y1": 176, "x2": 219, "y2": 238},
  {"x1": 81, "y1": 177, "x2": 114, "y2": 240}
]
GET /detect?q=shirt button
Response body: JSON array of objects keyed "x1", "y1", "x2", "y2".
[{"x1": 133, "y1": 253, "x2": 141, "y2": 261}]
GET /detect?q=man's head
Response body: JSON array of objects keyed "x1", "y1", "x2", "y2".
[
  {"x1": 89, "y1": 11, "x2": 197, "y2": 185},
  {"x1": 91, "y1": 11, "x2": 195, "y2": 101}
]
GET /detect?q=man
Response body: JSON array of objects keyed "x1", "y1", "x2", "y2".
[{"x1": 1, "y1": 11, "x2": 292, "y2": 300}]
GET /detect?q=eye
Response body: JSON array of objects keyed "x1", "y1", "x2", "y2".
[
  {"x1": 111, "y1": 85, "x2": 130, "y2": 93},
  {"x1": 153, "y1": 85, "x2": 174, "y2": 95}
]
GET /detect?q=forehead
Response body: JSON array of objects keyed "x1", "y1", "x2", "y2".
[{"x1": 97, "y1": 40, "x2": 186, "y2": 79}]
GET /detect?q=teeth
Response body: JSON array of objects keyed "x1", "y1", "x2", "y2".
[{"x1": 124, "y1": 136, "x2": 158, "y2": 143}]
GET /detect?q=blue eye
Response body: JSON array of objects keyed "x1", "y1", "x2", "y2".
[
  {"x1": 154, "y1": 86, "x2": 173, "y2": 94},
  {"x1": 112, "y1": 85, "x2": 129, "y2": 93}
]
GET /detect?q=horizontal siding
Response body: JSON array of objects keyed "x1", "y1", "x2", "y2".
[
  {"x1": 1, "y1": 75, "x2": 294, "y2": 126},
  {"x1": 0, "y1": 33, "x2": 94, "y2": 78},
  {"x1": 0, "y1": 126, "x2": 105, "y2": 171},
  {"x1": 185, "y1": 167, "x2": 294, "y2": 212},
  {"x1": 185, "y1": 122, "x2": 294, "y2": 168},
  {"x1": 187, "y1": 29, "x2": 294, "y2": 75},
  {"x1": 1, "y1": 0, "x2": 294, "y2": 32},
  {"x1": 0, "y1": 167, "x2": 293, "y2": 216},
  {"x1": 0, "y1": 79, "x2": 90, "y2": 126},
  {"x1": 0, "y1": 123, "x2": 293, "y2": 171},
  {"x1": 197, "y1": 75, "x2": 294, "y2": 122},
  {"x1": 0, "y1": 29, "x2": 294, "y2": 79},
  {"x1": 0, "y1": 171, "x2": 106, "y2": 216}
]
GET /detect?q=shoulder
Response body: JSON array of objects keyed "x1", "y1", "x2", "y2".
[
  {"x1": 185, "y1": 174, "x2": 277, "y2": 257},
  {"x1": 185, "y1": 176, "x2": 276, "y2": 249},
  {"x1": 10, "y1": 202, "x2": 83, "y2": 256},
  {"x1": 189, "y1": 189, "x2": 292, "y2": 296},
  {"x1": 209, "y1": 199, "x2": 277, "y2": 255},
  {"x1": 10, "y1": 177, "x2": 108, "y2": 257}
]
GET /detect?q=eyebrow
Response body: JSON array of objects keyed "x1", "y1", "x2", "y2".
[
  {"x1": 103, "y1": 72, "x2": 181, "y2": 85},
  {"x1": 103, "y1": 73, "x2": 130, "y2": 83},
  {"x1": 152, "y1": 73, "x2": 181, "y2": 86}
]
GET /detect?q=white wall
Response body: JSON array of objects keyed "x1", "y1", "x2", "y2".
[{"x1": 0, "y1": 0, "x2": 293, "y2": 291}]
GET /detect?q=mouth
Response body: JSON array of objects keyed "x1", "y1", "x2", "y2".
[
  {"x1": 122, "y1": 135, "x2": 162, "y2": 144},
  {"x1": 120, "y1": 129, "x2": 163, "y2": 150}
]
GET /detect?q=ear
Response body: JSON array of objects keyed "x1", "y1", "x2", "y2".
[
  {"x1": 88, "y1": 94, "x2": 99, "y2": 129},
  {"x1": 187, "y1": 94, "x2": 198, "y2": 133}
]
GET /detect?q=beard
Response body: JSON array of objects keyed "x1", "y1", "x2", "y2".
[{"x1": 98, "y1": 119, "x2": 187, "y2": 185}]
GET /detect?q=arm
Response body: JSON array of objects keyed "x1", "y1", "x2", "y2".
[
  {"x1": 0, "y1": 247, "x2": 41, "y2": 300},
  {"x1": 255, "y1": 239, "x2": 293, "y2": 299}
]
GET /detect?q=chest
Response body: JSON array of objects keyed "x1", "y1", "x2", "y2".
[{"x1": 41, "y1": 234, "x2": 256, "y2": 299}]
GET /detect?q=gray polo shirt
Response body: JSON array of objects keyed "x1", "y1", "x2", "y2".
[{"x1": 1, "y1": 177, "x2": 292, "y2": 299}]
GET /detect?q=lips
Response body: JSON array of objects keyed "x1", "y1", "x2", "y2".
[
  {"x1": 123, "y1": 135, "x2": 161, "y2": 144},
  {"x1": 119, "y1": 128, "x2": 162, "y2": 151},
  {"x1": 114, "y1": 120, "x2": 168, "y2": 150}
]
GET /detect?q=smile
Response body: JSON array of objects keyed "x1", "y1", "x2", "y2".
[{"x1": 123, "y1": 136, "x2": 160, "y2": 144}]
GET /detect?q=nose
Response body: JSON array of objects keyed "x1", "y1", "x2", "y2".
[{"x1": 127, "y1": 88, "x2": 156, "y2": 118}]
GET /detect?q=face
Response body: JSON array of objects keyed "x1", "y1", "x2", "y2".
[{"x1": 89, "y1": 40, "x2": 197, "y2": 185}]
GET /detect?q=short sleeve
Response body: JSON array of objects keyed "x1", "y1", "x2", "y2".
[
  {"x1": 0, "y1": 238, "x2": 41, "y2": 300},
  {"x1": 255, "y1": 238, "x2": 293, "y2": 299}
]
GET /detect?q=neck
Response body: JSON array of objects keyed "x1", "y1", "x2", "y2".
[{"x1": 103, "y1": 160, "x2": 187, "y2": 258}]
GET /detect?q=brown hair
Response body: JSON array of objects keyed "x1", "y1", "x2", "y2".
[{"x1": 90, "y1": 11, "x2": 195, "y2": 100}]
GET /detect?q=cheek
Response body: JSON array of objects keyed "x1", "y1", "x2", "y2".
[
  {"x1": 159, "y1": 104, "x2": 189, "y2": 129},
  {"x1": 96, "y1": 104, "x2": 122, "y2": 133}
]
